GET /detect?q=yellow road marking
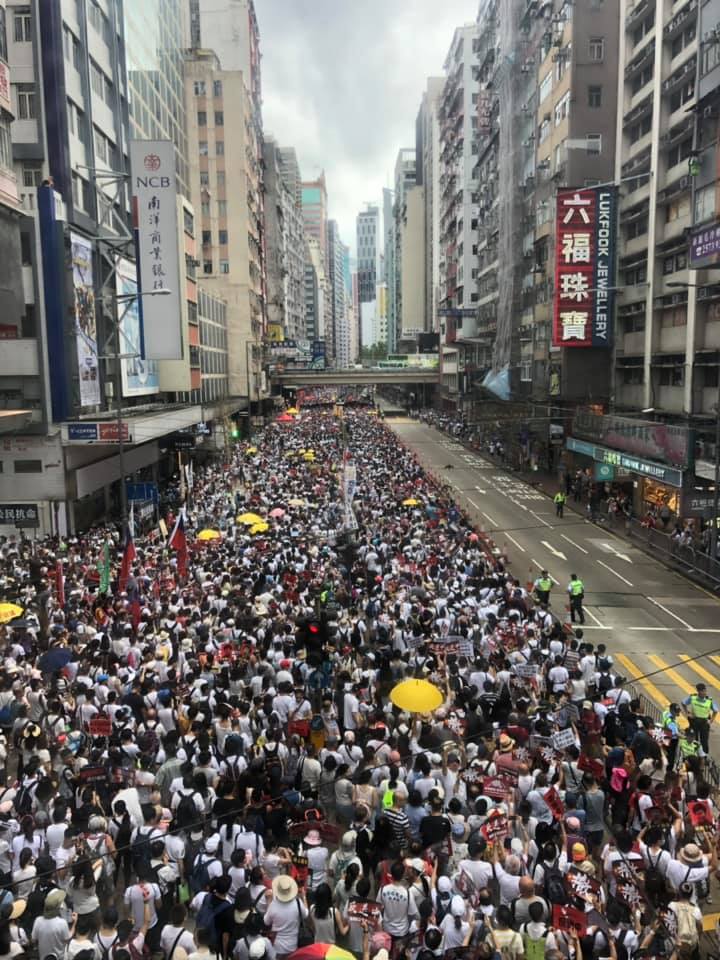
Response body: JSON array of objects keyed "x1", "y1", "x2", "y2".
[
  {"x1": 616, "y1": 653, "x2": 670, "y2": 709},
  {"x1": 678, "y1": 654, "x2": 720, "y2": 694},
  {"x1": 647, "y1": 654, "x2": 696, "y2": 696}
]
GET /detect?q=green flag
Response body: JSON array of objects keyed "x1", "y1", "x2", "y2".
[{"x1": 99, "y1": 540, "x2": 110, "y2": 593}]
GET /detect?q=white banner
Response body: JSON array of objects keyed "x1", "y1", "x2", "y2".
[
  {"x1": 129, "y1": 140, "x2": 182, "y2": 359},
  {"x1": 115, "y1": 258, "x2": 159, "y2": 397},
  {"x1": 70, "y1": 232, "x2": 100, "y2": 407}
]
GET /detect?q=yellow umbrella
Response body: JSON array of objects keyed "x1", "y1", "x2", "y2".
[
  {"x1": 402, "y1": 498, "x2": 421, "y2": 507},
  {"x1": 303, "y1": 452, "x2": 316, "y2": 462},
  {"x1": 245, "y1": 446, "x2": 258, "y2": 455},
  {"x1": 249, "y1": 522, "x2": 270, "y2": 535},
  {"x1": 237, "y1": 512, "x2": 264, "y2": 525},
  {"x1": 390, "y1": 679, "x2": 443, "y2": 713},
  {"x1": 0, "y1": 603, "x2": 23, "y2": 624},
  {"x1": 288, "y1": 498, "x2": 305, "y2": 507},
  {"x1": 286, "y1": 407, "x2": 300, "y2": 415},
  {"x1": 197, "y1": 529, "x2": 221, "y2": 541}
]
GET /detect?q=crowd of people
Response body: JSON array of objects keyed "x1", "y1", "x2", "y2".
[{"x1": 0, "y1": 397, "x2": 714, "y2": 960}]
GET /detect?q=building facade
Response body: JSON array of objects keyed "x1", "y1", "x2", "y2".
[
  {"x1": 327, "y1": 218, "x2": 346, "y2": 368},
  {"x1": 356, "y1": 203, "x2": 380, "y2": 306},
  {"x1": 416, "y1": 77, "x2": 445, "y2": 336}
]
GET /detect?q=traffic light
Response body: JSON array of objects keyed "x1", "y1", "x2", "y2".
[{"x1": 230, "y1": 426, "x2": 240, "y2": 440}]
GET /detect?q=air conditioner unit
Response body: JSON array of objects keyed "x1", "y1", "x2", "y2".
[{"x1": 678, "y1": 175, "x2": 689, "y2": 189}]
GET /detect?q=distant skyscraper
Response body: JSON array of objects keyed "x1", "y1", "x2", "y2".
[
  {"x1": 301, "y1": 174, "x2": 328, "y2": 267},
  {"x1": 356, "y1": 204, "x2": 380, "y2": 305},
  {"x1": 278, "y1": 147, "x2": 302, "y2": 209},
  {"x1": 327, "y1": 220, "x2": 347, "y2": 368}
]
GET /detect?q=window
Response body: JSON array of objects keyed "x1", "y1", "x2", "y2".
[
  {"x1": 588, "y1": 85, "x2": 602, "y2": 108},
  {"x1": 216, "y1": 171, "x2": 225, "y2": 187},
  {"x1": 202, "y1": 230, "x2": 211, "y2": 245},
  {"x1": 539, "y1": 72, "x2": 552, "y2": 103},
  {"x1": 538, "y1": 118, "x2": 550, "y2": 144},
  {"x1": 0, "y1": 118, "x2": 11, "y2": 171},
  {"x1": 659, "y1": 365, "x2": 684, "y2": 386},
  {"x1": 197, "y1": 111, "x2": 207, "y2": 126},
  {"x1": 201, "y1": 201, "x2": 210, "y2": 216},
  {"x1": 203, "y1": 261, "x2": 212, "y2": 274},
  {"x1": 13, "y1": 11, "x2": 31, "y2": 42},
  {"x1": 219, "y1": 229, "x2": 228, "y2": 245},
  {"x1": 214, "y1": 111, "x2": 223, "y2": 126},
  {"x1": 16, "y1": 84, "x2": 36, "y2": 120},
  {"x1": 703, "y1": 38, "x2": 720, "y2": 76},
  {"x1": 199, "y1": 141, "x2": 208, "y2": 156},
  {"x1": 199, "y1": 172, "x2": 209, "y2": 186},
  {"x1": 0, "y1": 6, "x2": 5, "y2": 61},
  {"x1": 554, "y1": 91, "x2": 570, "y2": 125},
  {"x1": 666, "y1": 195, "x2": 690, "y2": 222},
  {"x1": 72, "y1": 171, "x2": 86, "y2": 211},
  {"x1": 622, "y1": 314, "x2": 645, "y2": 334},
  {"x1": 219, "y1": 260, "x2": 229, "y2": 274},
  {"x1": 622, "y1": 366, "x2": 643, "y2": 384},
  {"x1": 631, "y1": 64, "x2": 653, "y2": 94},
  {"x1": 695, "y1": 184, "x2": 715, "y2": 224},
  {"x1": 217, "y1": 200, "x2": 227, "y2": 216},
  {"x1": 703, "y1": 366, "x2": 719, "y2": 389},
  {"x1": 629, "y1": 114, "x2": 652, "y2": 143},
  {"x1": 589, "y1": 37, "x2": 605, "y2": 61},
  {"x1": 194, "y1": 80, "x2": 206, "y2": 96},
  {"x1": 215, "y1": 140, "x2": 224, "y2": 156},
  {"x1": 670, "y1": 82, "x2": 695, "y2": 113},
  {"x1": 89, "y1": 60, "x2": 104, "y2": 99},
  {"x1": 213, "y1": 79, "x2": 222, "y2": 97},
  {"x1": 586, "y1": 134, "x2": 602, "y2": 154},
  {"x1": 22, "y1": 162, "x2": 42, "y2": 187},
  {"x1": 14, "y1": 459, "x2": 42, "y2": 473},
  {"x1": 667, "y1": 138, "x2": 692, "y2": 168},
  {"x1": 626, "y1": 216, "x2": 648, "y2": 239}
]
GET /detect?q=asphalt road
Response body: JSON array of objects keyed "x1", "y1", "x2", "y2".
[{"x1": 388, "y1": 416, "x2": 720, "y2": 750}]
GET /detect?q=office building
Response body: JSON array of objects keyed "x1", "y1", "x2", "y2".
[
  {"x1": 393, "y1": 148, "x2": 419, "y2": 350},
  {"x1": 356, "y1": 203, "x2": 380, "y2": 305},
  {"x1": 382, "y1": 187, "x2": 395, "y2": 351},
  {"x1": 416, "y1": 77, "x2": 445, "y2": 335},
  {"x1": 301, "y1": 173, "x2": 328, "y2": 267},
  {"x1": 399, "y1": 185, "x2": 425, "y2": 346}
]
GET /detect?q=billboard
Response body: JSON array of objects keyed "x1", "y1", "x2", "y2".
[
  {"x1": 553, "y1": 187, "x2": 617, "y2": 348},
  {"x1": 689, "y1": 223, "x2": 720, "y2": 267},
  {"x1": 115, "y1": 258, "x2": 159, "y2": 397},
  {"x1": 129, "y1": 140, "x2": 182, "y2": 359},
  {"x1": 70, "y1": 232, "x2": 101, "y2": 407},
  {"x1": 573, "y1": 411, "x2": 692, "y2": 468}
]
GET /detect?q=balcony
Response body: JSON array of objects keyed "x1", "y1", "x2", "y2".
[
  {"x1": 662, "y1": 56, "x2": 696, "y2": 96},
  {"x1": 664, "y1": 0, "x2": 697, "y2": 39},
  {"x1": 626, "y1": 0, "x2": 653, "y2": 27}
]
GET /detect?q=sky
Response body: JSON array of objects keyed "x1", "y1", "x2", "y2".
[{"x1": 256, "y1": 0, "x2": 477, "y2": 257}]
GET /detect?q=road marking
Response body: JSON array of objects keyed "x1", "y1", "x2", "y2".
[
  {"x1": 646, "y1": 654, "x2": 695, "y2": 696},
  {"x1": 541, "y1": 540, "x2": 567, "y2": 561},
  {"x1": 711, "y1": 656, "x2": 720, "y2": 670},
  {"x1": 531, "y1": 559, "x2": 559, "y2": 584},
  {"x1": 647, "y1": 597, "x2": 693, "y2": 631},
  {"x1": 474, "y1": 486, "x2": 487, "y2": 495},
  {"x1": 678, "y1": 654, "x2": 720, "y2": 694},
  {"x1": 584, "y1": 607, "x2": 610, "y2": 629},
  {"x1": 596, "y1": 559, "x2": 634, "y2": 586},
  {"x1": 628, "y1": 627, "x2": 673, "y2": 631},
  {"x1": 505, "y1": 533, "x2": 526, "y2": 553},
  {"x1": 467, "y1": 497, "x2": 480, "y2": 510},
  {"x1": 531, "y1": 510, "x2": 553, "y2": 528},
  {"x1": 482, "y1": 512, "x2": 498, "y2": 527},
  {"x1": 615, "y1": 653, "x2": 670, "y2": 710},
  {"x1": 561, "y1": 533, "x2": 589, "y2": 555},
  {"x1": 600, "y1": 541, "x2": 632, "y2": 563}
]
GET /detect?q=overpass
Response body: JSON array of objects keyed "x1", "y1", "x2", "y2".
[{"x1": 272, "y1": 369, "x2": 438, "y2": 386}]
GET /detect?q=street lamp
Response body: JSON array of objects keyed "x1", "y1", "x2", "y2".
[{"x1": 99, "y1": 287, "x2": 171, "y2": 535}]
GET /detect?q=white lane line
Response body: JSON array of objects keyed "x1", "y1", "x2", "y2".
[
  {"x1": 482, "y1": 512, "x2": 498, "y2": 526},
  {"x1": 561, "y1": 533, "x2": 589, "y2": 555},
  {"x1": 628, "y1": 626, "x2": 673, "y2": 631},
  {"x1": 466, "y1": 497, "x2": 480, "y2": 510},
  {"x1": 531, "y1": 559, "x2": 559, "y2": 584},
  {"x1": 505, "y1": 533, "x2": 526, "y2": 553},
  {"x1": 531, "y1": 510, "x2": 552, "y2": 528},
  {"x1": 647, "y1": 597, "x2": 694, "y2": 631},
  {"x1": 596, "y1": 559, "x2": 634, "y2": 586},
  {"x1": 584, "y1": 607, "x2": 609, "y2": 629}
]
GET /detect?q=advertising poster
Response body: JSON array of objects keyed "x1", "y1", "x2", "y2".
[
  {"x1": 70, "y1": 232, "x2": 101, "y2": 407},
  {"x1": 115, "y1": 258, "x2": 159, "y2": 397}
]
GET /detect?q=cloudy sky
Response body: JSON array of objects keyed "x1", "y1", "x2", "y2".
[{"x1": 256, "y1": 0, "x2": 477, "y2": 257}]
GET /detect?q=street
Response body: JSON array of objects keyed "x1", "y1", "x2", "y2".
[{"x1": 389, "y1": 416, "x2": 720, "y2": 749}]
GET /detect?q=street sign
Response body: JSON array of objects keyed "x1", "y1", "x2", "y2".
[
  {"x1": 66, "y1": 422, "x2": 133, "y2": 443},
  {"x1": 168, "y1": 433, "x2": 196, "y2": 451},
  {"x1": 126, "y1": 482, "x2": 158, "y2": 503},
  {"x1": 594, "y1": 462, "x2": 615, "y2": 481}
]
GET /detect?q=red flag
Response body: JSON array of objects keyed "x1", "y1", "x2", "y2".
[
  {"x1": 55, "y1": 561, "x2": 65, "y2": 609},
  {"x1": 119, "y1": 528, "x2": 136, "y2": 594},
  {"x1": 168, "y1": 510, "x2": 188, "y2": 579}
]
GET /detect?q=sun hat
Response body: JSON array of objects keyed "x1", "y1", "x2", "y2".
[
  {"x1": 44, "y1": 888, "x2": 66, "y2": 915},
  {"x1": 272, "y1": 875, "x2": 298, "y2": 902},
  {"x1": 498, "y1": 734, "x2": 515, "y2": 752},
  {"x1": 680, "y1": 843, "x2": 703, "y2": 864}
]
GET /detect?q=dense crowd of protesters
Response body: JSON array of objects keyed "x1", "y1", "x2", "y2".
[{"x1": 0, "y1": 394, "x2": 713, "y2": 960}]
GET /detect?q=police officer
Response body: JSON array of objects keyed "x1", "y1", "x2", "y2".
[
  {"x1": 682, "y1": 682, "x2": 717, "y2": 754},
  {"x1": 534, "y1": 570, "x2": 553, "y2": 607},
  {"x1": 554, "y1": 490, "x2": 567, "y2": 518},
  {"x1": 566, "y1": 573, "x2": 585, "y2": 624},
  {"x1": 661, "y1": 702, "x2": 681, "y2": 769}
]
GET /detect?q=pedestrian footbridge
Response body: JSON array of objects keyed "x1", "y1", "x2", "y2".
[{"x1": 272, "y1": 369, "x2": 438, "y2": 386}]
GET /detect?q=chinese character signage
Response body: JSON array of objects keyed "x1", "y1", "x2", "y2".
[
  {"x1": 689, "y1": 223, "x2": 720, "y2": 267},
  {"x1": 129, "y1": 140, "x2": 182, "y2": 360},
  {"x1": 115, "y1": 258, "x2": 159, "y2": 397},
  {"x1": 0, "y1": 503, "x2": 39, "y2": 527},
  {"x1": 65, "y1": 422, "x2": 133, "y2": 443},
  {"x1": 0, "y1": 63, "x2": 10, "y2": 114},
  {"x1": 477, "y1": 86, "x2": 493, "y2": 136},
  {"x1": 553, "y1": 187, "x2": 617, "y2": 348},
  {"x1": 70, "y1": 232, "x2": 101, "y2": 408}
]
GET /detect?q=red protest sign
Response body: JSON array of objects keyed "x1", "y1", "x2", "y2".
[
  {"x1": 552, "y1": 904, "x2": 587, "y2": 936},
  {"x1": 483, "y1": 776, "x2": 509, "y2": 800},
  {"x1": 481, "y1": 812, "x2": 508, "y2": 843},
  {"x1": 578, "y1": 753, "x2": 604, "y2": 780},
  {"x1": 688, "y1": 800, "x2": 714, "y2": 827},
  {"x1": 565, "y1": 867, "x2": 601, "y2": 904},
  {"x1": 88, "y1": 717, "x2": 112, "y2": 737},
  {"x1": 543, "y1": 786, "x2": 565, "y2": 821},
  {"x1": 347, "y1": 900, "x2": 383, "y2": 928}
]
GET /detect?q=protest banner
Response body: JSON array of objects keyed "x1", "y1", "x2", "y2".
[
  {"x1": 543, "y1": 786, "x2": 565, "y2": 821},
  {"x1": 552, "y1": 905, "x2": 587, "y2": 936}
]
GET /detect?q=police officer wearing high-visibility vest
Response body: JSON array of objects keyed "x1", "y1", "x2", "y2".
[
  {"x1": 534, "y1": 570, "x2": 553, "y2": 607},
  {"x1": 554, "y1": 490, "x2": 567, "y2": 518},
  {"x1": 681, "y1": 682, "x2": 717, "y2": 754},
  {"x1": 661, "y1": 702, "x2": 681, "y2": 769},
  {"x1": 566, "y1": 573, "x2": 585, "y2": 624}
]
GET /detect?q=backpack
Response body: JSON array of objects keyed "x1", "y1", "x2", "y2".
[
  {"x1": 175, "y1": 792, "x2": 199, "y2": 830},
  {"x1": 131, "y1": 827, "x2": 154, "y2": 871},
  {"x1": 543, "y1": 859, "x2": 568, "y2": 905},
  {"x1": 263, "y1": 745, "x2": 282, "y2": 779},
  {"x1": 522, "y1": 926, "x2": 547, "y2": 960},
  {"x1": 598, "y1": 673, "x2": 612, "y2": 694},
  {"x1": 96, "y1": 933, "x2": 119, "y2": 960},
  {"x1": 435, "y1": 891, "x2": 453, "y2": 924},
  {"x1": 112, "y1": 936, "x2": 152, "y2": 960},
  {"x1": 0, "y1": 701, "x2": 18, "y2": 727},
  {"x1": 189, "y1": 853, "x2": 219, "y2": 894},
  {"x1": 14, "y1": 779, "x2": 37, "y2": 816},
  {"x1": 196, "y1": 894, "x2": 232, "y2": 950},
  {"x1": 675, "y1": 901, "x2": 699, "y2": 948}
]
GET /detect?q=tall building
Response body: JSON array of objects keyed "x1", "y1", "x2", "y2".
[
  {"x1": 382, "y1": 187, "x2": 395, "y2": 350},
  {"x1": 356, "y1": 203, "x2": 380, "y2": 305},
  {"x1": 185, "y1": 49, "x2": 263, "y2": 398},
  {"x1": 189, "y1": 0, "x2": 261, "y2": 115},
  {"x1": 393, "y1": 148, "x2": 418, "y2": 350},
  {"x1": 335, "y1": 241, "x2": 353, "y2": 368},
  {"x1": 304, "y1": 237, "x2": 329, "y2": 358},
  {"x1": 438, "y1": 23, "x2": 480, "y2": 404},
  {"x1": 263, "y1": 137, "x2": 305, "y2": 343},
  {"x1": 399, "y1": 185, "x2": 425, "y2": 346},
  {"x1": 301, "y1": 173, "x2": 328, "y2": 267},
  {"x1": 327, "y1": 219, "x2": 346, "y2": 368},
  {"x1": 278, "y1": 146, "x2": 302, "y2": 210},
  {"x1": 416, "y1": 78, "x2": 445, "y2": 335}
]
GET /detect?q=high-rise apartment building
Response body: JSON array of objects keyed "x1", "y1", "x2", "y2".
[
  {"x1": 301, "y1": 173, "x2": 328, "y2": 267},
  {"x1": 382, "y1": 187, "x2": 395, "y2": 350},
  {"x1": 416, "y1": 77, "x2": 445, "y2": 335},
  {"x1": 185, "y1": 49, "x2": 263, "y2": 398},
  {"x1": 278, "y1": 146, "x2": 302, "y2": 210},
  {"x1": 393, "y1": 148, "x2": 418, "y2": 350},
  {"x1": 399, "y1": 185, "x2": 425, "y2": 346},
  {"x1": 263, "y1": 137, "x2": 305, "y2": 343},
  {"x1": 356, "y1": 203, "x2": 380, "y2": 305},
  {"x1": 327, "y1": 219, "x2": 347, "y2": 368}
]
